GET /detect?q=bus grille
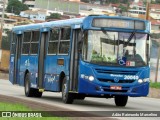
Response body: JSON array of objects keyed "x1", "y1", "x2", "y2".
[
  {"x1": 95, "y1": 69, "x2": 138, "y2": 75},
  {"x1": 98, "y1": 78, "x2": 135, "y2": 83}
]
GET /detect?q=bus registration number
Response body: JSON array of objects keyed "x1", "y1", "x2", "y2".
[{"x1": 110, "y1": 86, "x2": 122, "y2": 90}]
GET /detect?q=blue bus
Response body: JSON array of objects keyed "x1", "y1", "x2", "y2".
[{"x1": 9, "y1": 15, "x2": 151, "y2": 106}]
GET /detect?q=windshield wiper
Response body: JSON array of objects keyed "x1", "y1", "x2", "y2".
[{"x1": 124, "y1": 31, "x2": 136, "y2": 47}]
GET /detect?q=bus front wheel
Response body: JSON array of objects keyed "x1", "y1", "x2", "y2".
[
  {"x1": 62, "y1": 77, "x2": 74, "y2": 104},
  {"x1": 114, "y1": 95, "x2": 128, "y2": 107}
]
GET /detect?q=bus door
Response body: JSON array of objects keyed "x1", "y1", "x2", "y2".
[
  {"x1": 38, "y1": 32, "x2": 48, "y2": 90},
  {"x1": 69, "y1": 29, "x2": 81, "y2": 91},
  {"x1": 13, "y1": 34, "x2": 22, "y2": 84}
]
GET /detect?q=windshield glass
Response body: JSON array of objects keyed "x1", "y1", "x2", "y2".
[{"x1": 82, "y1": 30, "x2": 148, "y2": 67}]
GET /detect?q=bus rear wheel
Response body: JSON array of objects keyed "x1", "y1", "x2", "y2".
[
  {"x1": 114, "y1": 95, "x2": 128, "y2": 107},
  {"x1": 24, "y1": 73, "x2": 34, "y2": 97},
  {"x1": 62, "y1": 77, "x2": 74, "y2": 104},
  {"x1": 24, "y1": 73, "x2": 43, "y2": 97}
]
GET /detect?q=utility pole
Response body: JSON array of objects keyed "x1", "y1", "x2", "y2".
[
  {"x1": 0, "y1": 0, "x2": 6, "y2": 49},
  {"x1": 145, "y1": 0, "x2": 150, "y2": 20}
]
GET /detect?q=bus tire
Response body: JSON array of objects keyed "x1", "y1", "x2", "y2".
[
  {"x1": 114, "y1": 95, "x2": 128, "y2": 107},
  {"x1": 62, "y1": 77, "x2": 74, "y2": 104},
  {"x1": 33, "y1": 89, "x2": 43, "y2": 98},
  {"x1": 24, "y1": 73, "x2": 34, "y2": 97}
]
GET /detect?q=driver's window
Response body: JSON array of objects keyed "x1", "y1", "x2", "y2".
[{"x1": 82, "y1": 32, "x2": 88, "y2": 60}]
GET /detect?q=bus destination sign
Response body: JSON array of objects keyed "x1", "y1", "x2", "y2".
[{"x1": 92, "y1": 18, "x2": 145, "y2": 30}]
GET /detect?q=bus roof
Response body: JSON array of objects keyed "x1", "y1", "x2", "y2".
[
  {"x1": 12, "y1": 17, "x2": 85, "y2": 32},
  {"x1": 12, "y1": 15, "x2": 150, "y2": 33}
]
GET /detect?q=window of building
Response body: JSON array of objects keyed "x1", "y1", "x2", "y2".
[
  {"x1": 48, "y1": 29, "x2": 59, "y2": 54},
  {"x1": 59, "y1": 27, "x2": 71, "y2": 54}
]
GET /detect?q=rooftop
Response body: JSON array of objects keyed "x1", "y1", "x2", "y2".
[{"x1": 24, "y1": 1, "x2": 35, "y2": 5}]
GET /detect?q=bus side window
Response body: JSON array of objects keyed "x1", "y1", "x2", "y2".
[
  {"x1": 22, "y1": 32, "x2": 31, "y2": 55},
  {"x1": 48, "y1": 28, "x2": 59, "y2": 54},
  {"x1": 30, "y1": 31, "x2": 39, "y2": 54},
  {"x1": 59, "y1": 27, "x2": 71, "y2": 54},
  {"x1": 11, "y1": 33, "x2": 16, "y2": 54}
]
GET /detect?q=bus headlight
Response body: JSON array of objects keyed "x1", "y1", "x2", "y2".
[
  {"x1": 143, "y1": 78, "x2": 150, "y2": 82},
  {"x1": 89, "y1": 76, "x2": 94, "y2": 81},
  {"x1": 138, "y1": 78, "x2": 150, "y2": 83},
  {"x1": 80, "y1": 74, "x2": 94, "y2": 81},
  {"x1": 138, "y1": 79, "x2": 143, "y2": 83}
]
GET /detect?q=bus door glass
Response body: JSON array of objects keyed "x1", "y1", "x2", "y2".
[
  {"x1": 69, "y1": 29, "x2": 81, "y2": 91},
  {"x1": 10, "y1": 33, "x2": 16, "y2": 84},
  {"x1": 13, "y1": 34, "x2": 22, "y2": 84},
  {"x1": 38, "y1": 32, "x2": 48, "y2": 89}
]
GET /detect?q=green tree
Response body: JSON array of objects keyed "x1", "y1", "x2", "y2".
[
  {"x1": 119, "y1": 4, "x2": 128, "y2": 12},
  {"x1": 2, "y1": 29, "x2": 11, "y2": 50},
  {"x1": 151, "y1": 33, "x2": 160, "y2": 39},
  {"x1": 46, "y1": 13, "x2": 61, "y2": 20},
  {"x1": 110, "y1": 0, "x2": 119, "y2": 4},
  {"x1": 81, "y1": 0, "x2": 90, "y2": 3},
  {"x1": 155, "y1": 0, "x2": 160, "y2": 3},
  {"x1": 122, "y1": 0, "x2": 129, "y2": 4},
  {"x1": 6, "y1": 0, "x2": 29, "y2": 15}
]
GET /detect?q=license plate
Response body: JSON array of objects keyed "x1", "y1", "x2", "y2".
[{"x1": 110, "y1": 86, "x2": 122, "y2": 90}]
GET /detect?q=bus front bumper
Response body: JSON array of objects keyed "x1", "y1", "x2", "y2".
[{"x1": 78, "y1": 78, "x2": 149, "y2": 97}]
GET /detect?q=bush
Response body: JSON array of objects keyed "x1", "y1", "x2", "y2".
[{"x1": 150, "y1": 33, "x2": 160, "y2": 39}]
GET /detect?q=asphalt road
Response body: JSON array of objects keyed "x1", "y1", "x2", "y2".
[{"x1": 0, "y1": 79, "x2": 160, "y2": 120}]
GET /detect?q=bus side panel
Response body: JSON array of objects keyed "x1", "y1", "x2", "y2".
[
  {"x1": 44, "y1": 55, "x2": 58, "y2": 91},
  {"x1": 44, "y1": 55, "x2": 69, "y2": 91},
  {"x1": 9, "y1": 55, "x2": 14, "y2": 84},
  {"x1": 19, "y1": 55, "x2": 38, "y2": 88}
]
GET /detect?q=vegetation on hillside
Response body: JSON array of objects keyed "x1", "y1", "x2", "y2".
[
  {"x1": 151, "y1": 0, "x2": 160, "y2": 4},
  {"x1": 6, "y1": 0, "x2": 29, "y2": 15},
  {"x1": 46, "y1": 13, "x2": 61, "y2": 20},
  {"x1": 2, "y1": 29, "x2": 11, "y2": 50},
  {"x1": 151, "y1": 33, "x2": 160, "y2": 39}
]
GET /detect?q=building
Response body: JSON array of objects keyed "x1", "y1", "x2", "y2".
[
  {"x1": 0, "y1": 18, "x2": 17, "y2": 36},
  {"x1": 0, "y1": 0, "x2": 8, "y2": 15},
  {"x1": 150, "y1": 4, "x2": 160, "y2": 12},
  {"x1": 79, "y1": 2, "x2": 115, "y2": 16},
  {"x1": 128, "y1": 1, "x2": 146, "y2": 18},
  {"x1": 80, "y1": 8, "x2": 115, "y2": 16},
  {"x1": 20, "y1": 9, "x2": 47, "y2": 21},
  {"x1": 150, "y1": 11, "x2": 160, "y2": 20},
  {"x1": 24, "y1": 1, "x2": 35, "y2": 8}
]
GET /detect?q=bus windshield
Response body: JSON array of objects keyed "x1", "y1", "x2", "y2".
[{"x1": 82, "y1": 30, "x2": 148, "y2": 67}]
